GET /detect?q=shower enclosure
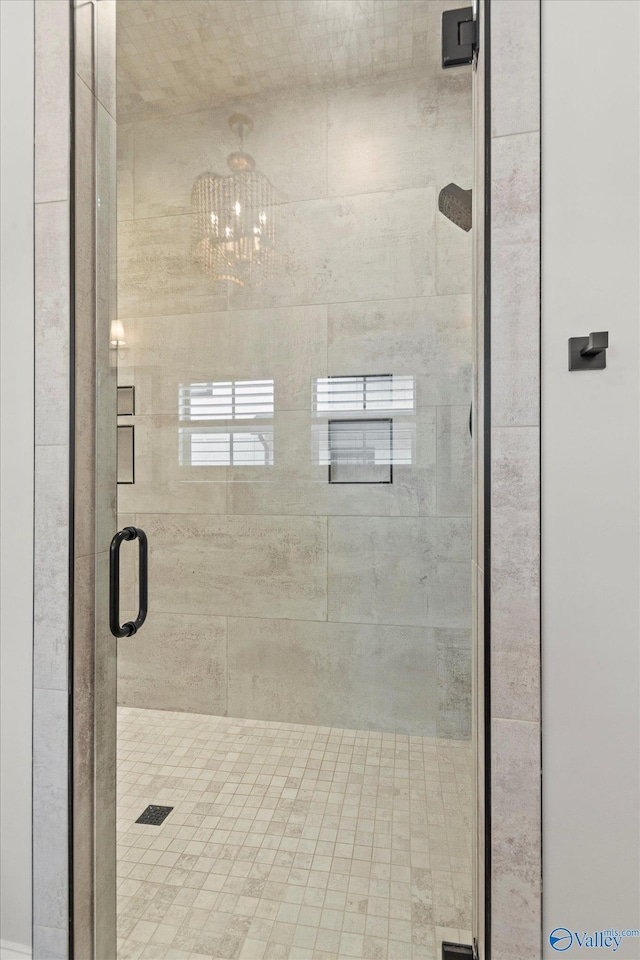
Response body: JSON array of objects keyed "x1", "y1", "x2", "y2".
[{"x1": 81, "y1": 2, "x2": 479, "y2": 957}]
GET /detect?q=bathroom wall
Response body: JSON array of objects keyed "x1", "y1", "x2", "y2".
[
  {"x1": 1, "y1": 1, "x2": 34, "y2": 954},
  {"x1": 116, "y1": 61, "x2": 473, "y2": 737},
  {"x1": 542, "y1": 1, "x2": 639, "y2": 956}
]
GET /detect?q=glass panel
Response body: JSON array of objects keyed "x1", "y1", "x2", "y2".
[{"x1": 112, "y1": 1, "x2": 474, "y2": 955}]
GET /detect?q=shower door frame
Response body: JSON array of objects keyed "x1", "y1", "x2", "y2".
[{"x1": 53, "y1": 1, "x2": 514, "y2": 958}]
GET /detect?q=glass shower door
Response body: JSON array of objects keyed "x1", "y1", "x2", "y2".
[{"x1": 106, "y1": 3, "x2": 475, "y2": 957}]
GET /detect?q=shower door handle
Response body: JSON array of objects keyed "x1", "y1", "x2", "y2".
[{"x1": 109, "y1": 526, "x2": 148, "y2": 638}]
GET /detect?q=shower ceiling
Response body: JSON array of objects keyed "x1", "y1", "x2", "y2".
[{"x1": 116, "y1": 0, "x2": 439, "y2": 122}]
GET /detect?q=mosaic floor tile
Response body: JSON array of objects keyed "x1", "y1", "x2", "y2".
[{"x1": 118, "y1": 708, "x2": 472, "y2": 960}]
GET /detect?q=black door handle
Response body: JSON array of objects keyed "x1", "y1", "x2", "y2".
[{"x1": 109, "y1": 526, "x2": 148, "y2": 638}]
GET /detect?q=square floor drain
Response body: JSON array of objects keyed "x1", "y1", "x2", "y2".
[{"x1": 135, "y1": 804, "x2": 173, "y2": 826}]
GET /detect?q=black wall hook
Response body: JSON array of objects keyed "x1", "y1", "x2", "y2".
[{"x1": 568, "y1": 331, "x2": 609, "y2": 371}]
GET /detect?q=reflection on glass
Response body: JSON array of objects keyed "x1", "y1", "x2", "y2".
[
  {"x1": 313, "y1": 420, "x2": 415, "y2": 468},
  {"x1": 191, "y1": 114, "x2": 284, "y2": 288},
  {"x1": 314, "y1": 374, "x2": 415, "y2": 414},
  {"x1": 179, "y1": 380, "x2": 275, "y2": 467},
  {"x1": 179, "y1": 426, "x2": 274, "y2": 467},
  {"x1": 179, "y1": 380, "x2": 274, "y2": 421},
  {"x1": 328, "y1": 419, "x2": 392, "y2": 484}
]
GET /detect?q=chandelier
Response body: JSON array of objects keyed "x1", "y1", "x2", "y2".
[{"x1": 191, "y1": 114, "x2": 283, "y2": 287}]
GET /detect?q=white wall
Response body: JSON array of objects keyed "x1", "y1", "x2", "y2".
[
  {"x1": 0, "y1": 0, "x2": 35, "y2": 954},
  {"x1": 542, "y1": 2, "x2": 640, "y2": 957}
]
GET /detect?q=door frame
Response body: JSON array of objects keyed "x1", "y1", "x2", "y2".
[{"x1": 28, "y1": 2, "x2": 544, "y2": 959}]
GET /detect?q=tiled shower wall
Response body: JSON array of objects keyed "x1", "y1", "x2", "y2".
[
  {"x1": 33, "y1": 1, "x2": 71, "y2": 954},
  {"x1": 488, "y1": 1, "x2": 542, "y2": 956},
  {"x1": 116, "y1": 65, "x2": 474, "y2": 738}
]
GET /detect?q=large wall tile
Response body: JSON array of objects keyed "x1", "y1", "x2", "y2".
[
  {"x1": 491, "y1": 0, "x2": 540, "y2": 138},
  {"x1": 127, "y1": 304, "x2": 326, "y2": 416},
  {"x1": 328, "y1": 73, "x2": 470, "y2": 197},
  {"x1": 117, "y1": 216, "x2": 228, "y2": 319},
  {"x1": 118, "y1": 479, "x2": 226, "y2": 518},
  {"x1": 436, "y1": 516, "x2": 472, "y2": 561},
  {"x1": 35, "y1": 0, "x2": 69, "y2": 202},
  {"x1": 33, "y1": 688, "x2": 68, "y2": 931},
  {"x1": 117, "y1": 122, "x2": 134, "y2": 222},
  {"x1": 132, "y1": 109, "x2": 234, "y2": 220},
  {"x1": 491, "y1": 718, "x2": 541, "y2": 960},
  {"x1": 328, "y1": 295, "x2": 473, "y2": 407},
  {"x1": 437, "y1": 405, "x2": 472, "y2": 517},
  {"x1": 95, "y1": 0, "x2": 116, "y2": 119},
  {"x1": 142, "y1": 512, "x2": 327, "y2": 621},
  {"x1": 239, "y1": 94, "x2": 328, "y2": 204},
  {"x1": 437, "y1": 628, "x2": 473, "y2": 740},
  {"x1": 228, "y1": 618, "x2": 437, "y2": 735},
  {"x1": 117, "y1": 611, "x2": 227, "y2": 714},
  {"x1": 492, "y1": 132, "x2": 540, "y2": 427},
  {"x1": 33, "y1": 445, "x2": 69, "y2": 691},
  {"x1": 227, "y1": 408, "x2": 436, "y2": 518},
  {"x1": 427, "y1": 560, "x2": 473, "y2": 630},
  {"x1": 327, "y1": 516, "x2": 470, "y2": 627},
  {"x1": 35, "y1": 202, "x2": 70, "y2": 446},
  {"x1": 132, "y1": 93, "x2": 327, "y2": 219},
  {"x1": 328, "y1": 516, "x2": 430, "y2": 626},
  {"x1": 228, "y1": 188, "x2": 437, "y2": 310},
  {"x1": 491, "y1": 427, "x2": 540, "y2": 722},
  {"x1": 74, "y1": 0, "x2": 93, "y2": 93},
  {"x1": 435, "y1": 215, "x2": 472, "y2": 295},
  {"x1": 33, "y1": 925, "x2": 68, "y2": 960},
  {"x1": 117, "y1": 415, "x2": 228, "y2": 516},
  {"x1": 492, "y1": 132, "x2": 540, "y2": 247}
]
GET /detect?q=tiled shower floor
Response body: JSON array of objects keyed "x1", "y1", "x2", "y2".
[{"x1": 117, "y1": 708, "x2": 473, "y2": 960}]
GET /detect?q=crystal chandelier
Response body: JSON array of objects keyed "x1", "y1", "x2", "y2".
[{"x1": 191, "y1": 114, "x2": 283, "y2": 287}]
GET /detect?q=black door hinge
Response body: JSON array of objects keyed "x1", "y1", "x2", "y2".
[{"x1": 442, "y1": 7, "x2": 478, "y2": 68}]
